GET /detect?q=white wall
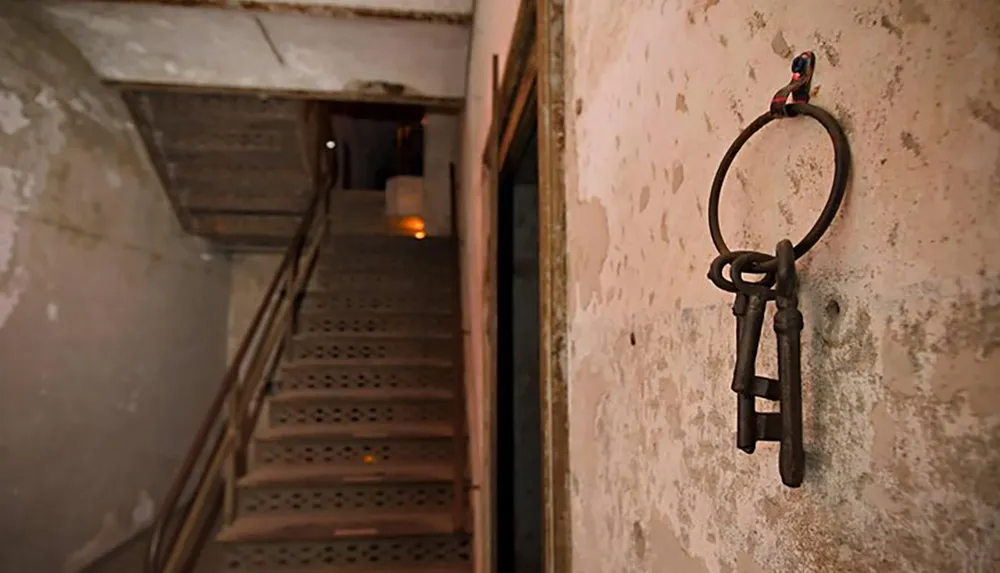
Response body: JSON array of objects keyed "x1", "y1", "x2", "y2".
[
  {"x1": 458, "y1": 1, "x2": 522, "y2": 572},
  {"x1": 46, "y1": 2, "x2": 470, "y2": 99},
  {"x1": 424, "y1": 113, "x2": 459, "y2": 236}
]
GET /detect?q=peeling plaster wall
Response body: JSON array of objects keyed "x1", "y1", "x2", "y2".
[
  {"x1": 46, "y1": 2, "x2": 470, "y2": 99},
  {"x1": 0, "y1": 6, "x2": 230, "y2": 572},
  {"x1": 459, "y1": 1, "x2": 521, "y2": 572},
  {"x1": 563, "y1": 1, "x2": 1000, "y2": 572}
]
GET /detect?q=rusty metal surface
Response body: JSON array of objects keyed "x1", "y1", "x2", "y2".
[
  {"x1": 66, "y1": 0, "x2": 474, "y2": 25},
  {"x1": 122, "y1": 88, "x2": 313, "y2": 245}
]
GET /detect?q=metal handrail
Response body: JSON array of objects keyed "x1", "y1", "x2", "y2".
[{"x1": 145, "y1": 169, "x2": 333, "y2": 573}]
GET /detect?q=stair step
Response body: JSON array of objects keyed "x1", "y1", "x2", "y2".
[
  {"x1": 217, "y1": 511, "x2": 465, "y2": 543},
  {"x1": 252, "y1": 435, "x2": 458, "y2": 469},
  {"x1": 255, "y1": 422, "x2": 455, "y2": 442},
  {"x1": 236, "y1": 480, "x2": 459, "y2": 517},
  {"x1": 301, "y1": 300, "x2": 454, "y2": 315},
  {"x1": 238, "y1": 463, "x2": 455, "y2": 487},
  {"x1": 308, "y1": 272, "x2": 458, "y2": 293},
  {"x1": 222, "y1": 533, "x2": 471, "y2": 570},
  {"x1": 287, "y1": 335, "x2": 456, "y2": 363},
  {"x1": 277, "y1": 362, "x2": 456, "y2": 394},
  {"x1": 225, "y1": 567, "x2": 470, "y2": 573},
  {"x1": 270, "y1": 388, "x2": 455, "y2": 403},
  {"x1": 300, "y1": 290, "x2": 454, "y2": 315},
  {"x1": 283, "y1": 358, "x2": 454, "y2": 370},
  {"x1": 297, "y1": 312, "x2": 454, "y2": 339},
  {"x1": 268, "y1": 395, "x2": 453, "y2": 427}
]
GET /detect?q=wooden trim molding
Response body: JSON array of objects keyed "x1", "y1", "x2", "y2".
[{"x1": 535, "y1": 0, "x2": 572, "y2": 572}]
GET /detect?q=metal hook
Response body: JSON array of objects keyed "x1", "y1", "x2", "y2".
[{"x1": 770, "y1": 51, "x2": 816, "y2": 117}]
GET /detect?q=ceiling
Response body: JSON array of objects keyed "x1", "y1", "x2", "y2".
[
  {"x1": 40, "y1": 1, "x2": 469, "y2": 249},
  {"x1": 44, "y1": 0, "x2": 472, "y2": 104}
]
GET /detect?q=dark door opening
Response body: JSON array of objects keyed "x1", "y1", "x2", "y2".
[{"x1": 495, "y1": 92, "x2": 542, "y2": 573}]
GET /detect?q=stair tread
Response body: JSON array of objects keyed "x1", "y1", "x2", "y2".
[
  {"x1": 238, "y1": 462, "x2": 456, "y2": 487},
  {"x1": 255, "y1": 421, "x2": 455, "y2": 441},
  {"x1": 299, "y1": 307, "x2": 454, "y2": 316},
  {"x1": 232, "y1": 567, "x2": 469, "y2": 573},
  {"x1": 270, "y1": 388, "x2": 455, "y2": 403},
  {"x1": 217, "y1": 511, "x2": 463, "y2": 542},
  {"x1": 294, "y1": 331, "x2": 454, "y2": 341},
  {"x1": 284, "y1": 358, "x2": 454, "y2": 368}
]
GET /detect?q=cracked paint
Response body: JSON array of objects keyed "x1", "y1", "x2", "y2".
[
  {"x1": 45, "y1": 1, "x2": 469, "y2": 99},
  {"x1": 565, "y1": 0, "x2": 1000, "y2": 572}
]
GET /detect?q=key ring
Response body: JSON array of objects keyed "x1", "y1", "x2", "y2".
[
  {"x1": 707, "y1": 250, "x2": 775, "y2": 294},
  {"x1": 707, "y1": 53, "x2": 851, "y2": 274}
]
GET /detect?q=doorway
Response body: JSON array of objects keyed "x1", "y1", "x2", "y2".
[{"x1": 495, "y1": 86, "x2": 542, "y2": 573}]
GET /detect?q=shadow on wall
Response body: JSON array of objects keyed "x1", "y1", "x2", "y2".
[{"x1": 0, "y1": 4, "x2": 231, "y2": 573}]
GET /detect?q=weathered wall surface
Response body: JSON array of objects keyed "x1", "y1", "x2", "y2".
[
  {"x1": 0, "y1": 5, "x2": 231, "y2": 572},
  {"x1": 46, "y1": 2, "x2": 470, "y2": 100},
  {"x1": 228, "y1": 254, "x2": 282, "y2": 361},
  {"x1": 564, "y1": 1, "x2": 1000, "y2": 572},
  {"x1": 262, "y1": 0, "x2": 474, "y2": 14}
]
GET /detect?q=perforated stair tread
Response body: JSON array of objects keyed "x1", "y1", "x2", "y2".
[
  {"x1": 299, "y1": 307, "x2": 455, "y2": 316},
  {"x1": 284, "y1": 358, "x2": 454, "y2": 368},
  {"x1": 230, "y1": 566, "x2": 470, "y2": 573},
  {"x1": 237, "y1": 462, "x2": 456, "y2": 488},
  {"x1": 217, "y1": 511, "x2": 464, "y2": 543},
  {"x1": 269, "y1": 388, "x2": 455, "y2": 403},
  {"x1": 294, "y1": 331, "x2": 455, "y2": 341},
  {"x1": 255, "y1": 422, "x2": 456, "y2": 441}
]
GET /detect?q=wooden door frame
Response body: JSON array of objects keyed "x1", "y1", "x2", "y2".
[{"x1": 483, "y1": 0, "x2": 570, "y2": 571}]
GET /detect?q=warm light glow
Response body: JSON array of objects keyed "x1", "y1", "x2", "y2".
[
  {"x1": 398, "y1": 216, "x2": 426, "y2": 233},
  {"x1": 325, "y1": 140, "x2": 336, "y2": 149},
  {"x1": 362, "y1": 454, "x2": 376, "y2": 464},
  {"x1": 414, "y1": 231, "x2": 427, "y2": 240}
]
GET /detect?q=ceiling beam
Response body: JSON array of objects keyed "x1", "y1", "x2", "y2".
[
  {"x1": 111, "y1": 79, "x2": 463, "y2": 113},
  {"x1": 62, "y1": 0, "x2": 473, "y2": 25}
]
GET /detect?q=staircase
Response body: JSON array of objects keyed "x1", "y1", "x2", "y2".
[{"x1": 215, "y1": 235, "x2": 470, "y2": 573}]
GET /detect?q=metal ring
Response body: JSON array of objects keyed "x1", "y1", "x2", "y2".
[
  {"x1": 731, "y1": 252, "x2": 778, "y2": 299},
  {"x1": 708, "y1": 102, "x2": 851, "y2": 273},
  {"x1": 707, "y1": 250, "x2": 775, "y2": 294}
]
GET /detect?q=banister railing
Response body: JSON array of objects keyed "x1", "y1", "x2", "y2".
[{"x1": 145, "y1": 166, "x2": 333, "y2": 573}]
